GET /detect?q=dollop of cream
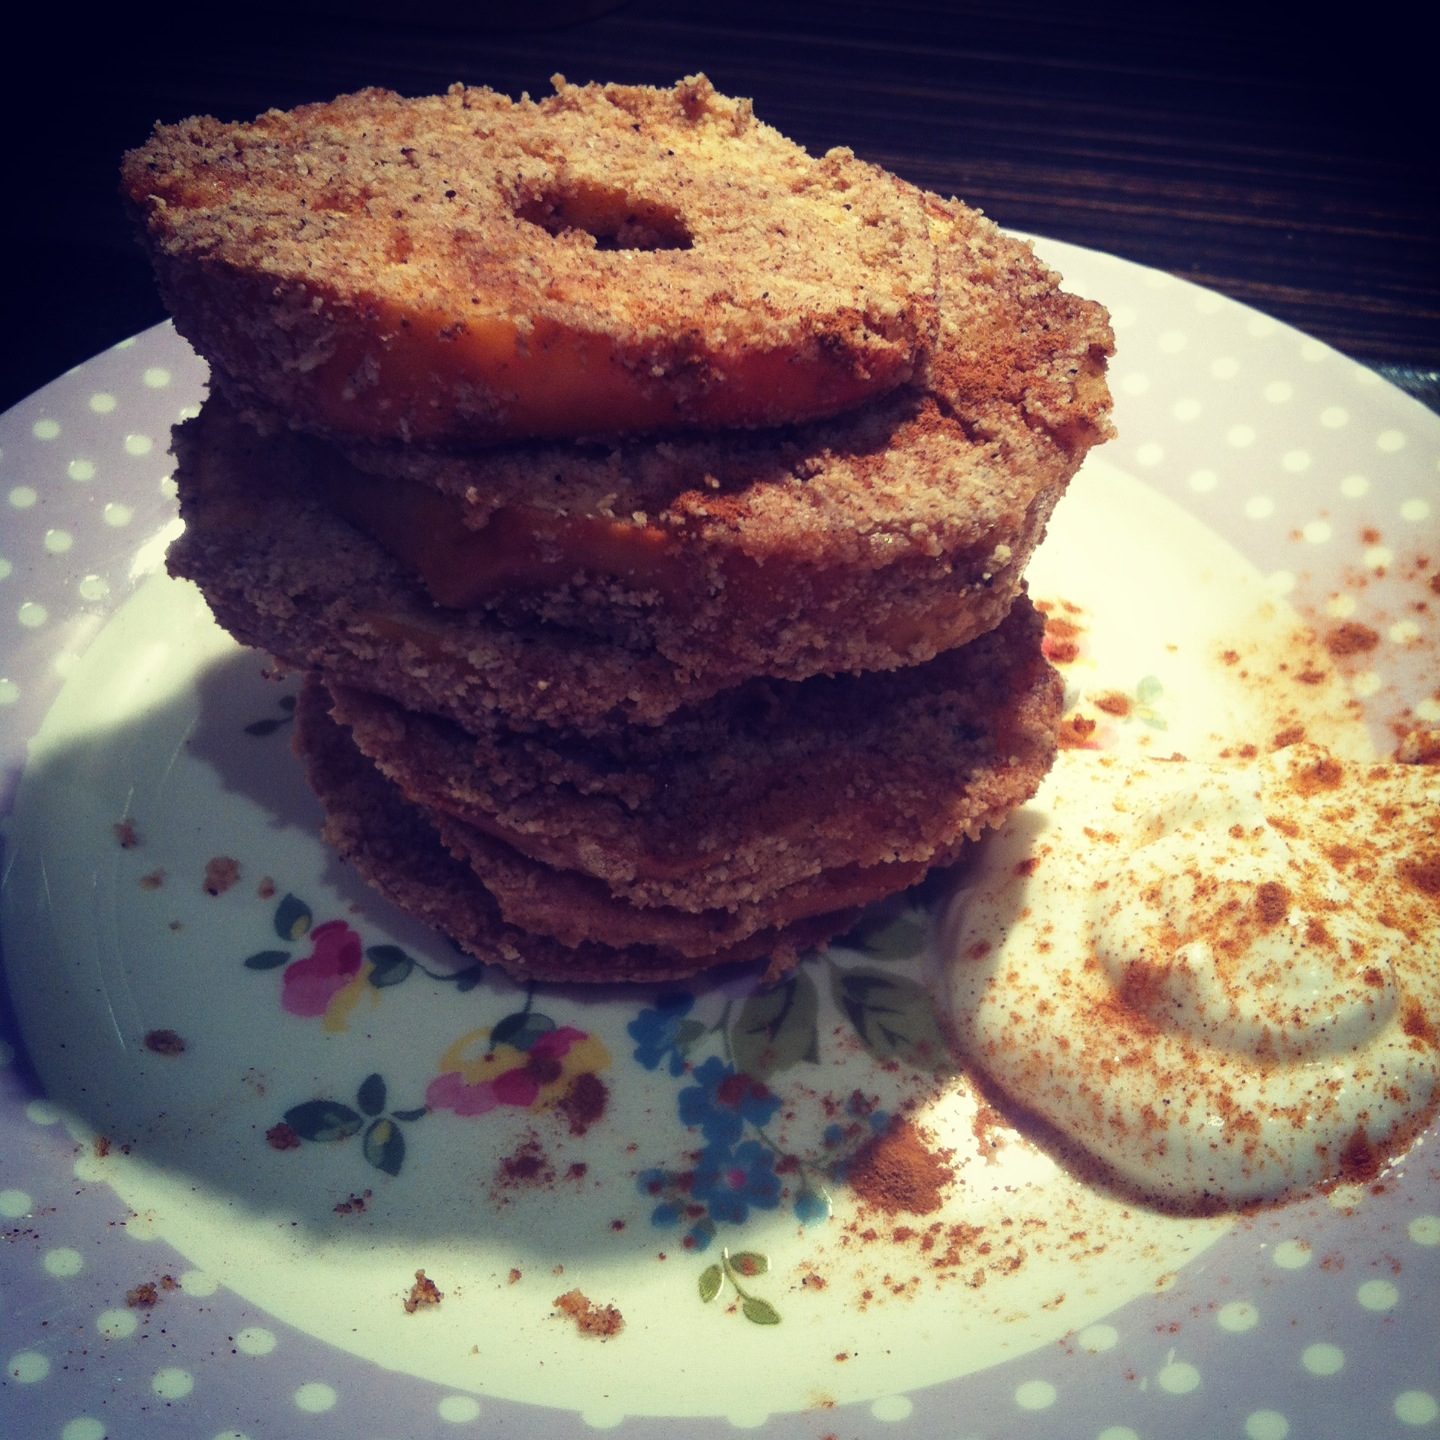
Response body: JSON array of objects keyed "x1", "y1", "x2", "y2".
[{"x1": 941, "y1": 744, "x2": 1440, "y2": 1208}]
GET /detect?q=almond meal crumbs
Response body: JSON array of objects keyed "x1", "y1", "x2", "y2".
[
  {"x1": 126, "y1": 1275, "x2": 178, "y2": 1308},
  {"x1": 553, "y1": 1288, "x2": 624, "y2": 1338},
  {"x1": 403, "y1": 1269, "x2": 442, "y2": 1313}
]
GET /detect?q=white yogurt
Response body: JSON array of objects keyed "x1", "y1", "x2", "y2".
[{"x1": 941, "y1": 744, "x2": 1440, "y2": 1207}]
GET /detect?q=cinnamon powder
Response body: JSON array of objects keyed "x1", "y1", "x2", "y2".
[
  {"x1": 557, "y1": 1072, "x2": 608, "y2": 1136},
  {"x1": 846, "y1": 1117, "x2": 953, "y2": 1216}
]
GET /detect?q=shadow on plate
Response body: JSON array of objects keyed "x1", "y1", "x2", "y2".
[{"x1": 0, "y1": 644, "x2": 959, "y2": 1271}]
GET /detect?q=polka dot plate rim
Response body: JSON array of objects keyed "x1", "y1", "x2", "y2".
[{"x1": 0, "y1": 237, "x2": 1437, "y2": 1440}]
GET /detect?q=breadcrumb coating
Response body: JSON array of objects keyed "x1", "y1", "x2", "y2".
[
  {"x1": 141, "y1": 76, "x2": 1114, "y2": 984},
  {"x1": 324, "y1": 598, "x2": 1061, "y2": 916},
  {"x1": 169, "y1": 180, "x2": 1111, "y2": 695},
  {"x1": 122, "y1": 76, "x2": 938, "y2": 443},
  {"x1": 295, "y1": 592, "x2": 1058, "y2": 976},
  {"x1": 293, "y1": 688, "x2": 861, "y2": 983}
]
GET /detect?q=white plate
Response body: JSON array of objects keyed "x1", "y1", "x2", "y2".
[{"x1": 1, "y1": 240, "x2": 1438, "y2": 1440}]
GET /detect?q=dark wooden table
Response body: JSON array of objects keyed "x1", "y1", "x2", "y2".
[{"x1": 5, "y1": 0, "x2": 1436, "y2": 415}]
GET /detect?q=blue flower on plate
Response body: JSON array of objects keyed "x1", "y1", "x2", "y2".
[
  {"x1": 636, "y1": 1165, "x2": 683, "y2": 1226},
  {"x1": 690, "y1": 1139, "x2": 782, "y2": 1225},
  {"x1": 627, "y1": 993, "x2": 695, "y2": 1076},
  {"x1": 684, "y1": 1217, "x2": 718, "y2": 1252},
  {"x1": 678, "y1": 1056, "x2": 781, "y2": 1147}
]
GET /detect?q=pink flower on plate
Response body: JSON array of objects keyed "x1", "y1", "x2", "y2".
[
  {"x1": 281, "y1": 920, "x2": 363, "y2": 1019},
  {"x1": 425, "y1": 1070, "x2": 512, "y2": 1118},
  {"x1": 426, "y1": 1025, "x2": 604, "y2": 1118}
]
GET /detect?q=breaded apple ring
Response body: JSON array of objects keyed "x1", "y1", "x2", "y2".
[
  {"x1": 192, "y1": 192, "x2": 1111, "y2": 682},
  {"x1": 122, "y1": 75, "x2": 938, "y2": 443},
  {"x1": 321, "y1": 598, "x2": 1062, "y2": 916},
  {"x1": 295, "y1": 607, "x2": 1058, "y2": 976},
  {"x1": 293, "y1": 686, "x2": 861, "y2": 984}
]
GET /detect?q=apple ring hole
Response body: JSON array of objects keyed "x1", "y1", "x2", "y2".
[{"x1": 514, "y1": 181, "x2": 693, "y2": 252}]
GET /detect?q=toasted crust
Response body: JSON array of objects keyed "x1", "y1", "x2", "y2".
[
  {"x1": 324, "y1": 596, "x2": 1062, "y2": 916},
  {"x1": 249, "y1": 193, "x2": 1111, "y2": 672},
  {"x1": 297, "y1": 595, "x2": 1058, "y2": 976},
  {"x1": 121, "y1": 76, "x2": 938, "y2": 444},
  {"x1": 141, "y1": 79, "x2": 1107, "y2": 984},
  {"x1": 166, "y1": 398, "x2": 750, "y2": 735},
  {"x1": 293, "y1": 682, "x2": 862, "y2": 983},
  {"x1": 166, "y1": 186, "x2": 1111, "y2": 704}
]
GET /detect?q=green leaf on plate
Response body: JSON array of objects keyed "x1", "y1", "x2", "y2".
[
  {"x1": 356, "y1": 1073, "x2": 387, "y2": 1117},
  {"x1": 283, "y1": 1099, "x2": 362, "y2": 1143},
  {"x1": 363, "y1": 1117, "x2": 405, "y2": 1177},
  {"x1": 855, "y1": 913, "x2": 927, "y2": 961},
  {"x1": 274, "y1": 894, "x2": 312, "y2": 942},
  {"x1": 831, "y1": 966, "x2": 950, "y2": 1069},
  {"x1": 243, "y1": 949, "x2": 290, "y2": 971},
  {"x1": 491, "y1": 1010, "x2": 556, "y2": 1052},
  {"x1": 698, "y1": 1264, "x2": 723, "y2": 1304},
  {"x1": 728, "y1": 1251, "x2": 769, "y2": 1278},
  {"x1": 673, "y1": 1017, "x2": 708, "y2": 1055},
  {"x1": 731, "y1": 971, "x2": 819, "y2": 1080},
  {"x1": 741, "y1": 1296, "x2": 781, "y2": 1326},
  {"x1": 366, "y1": 945, "x2": 414, "y2": 988}
]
